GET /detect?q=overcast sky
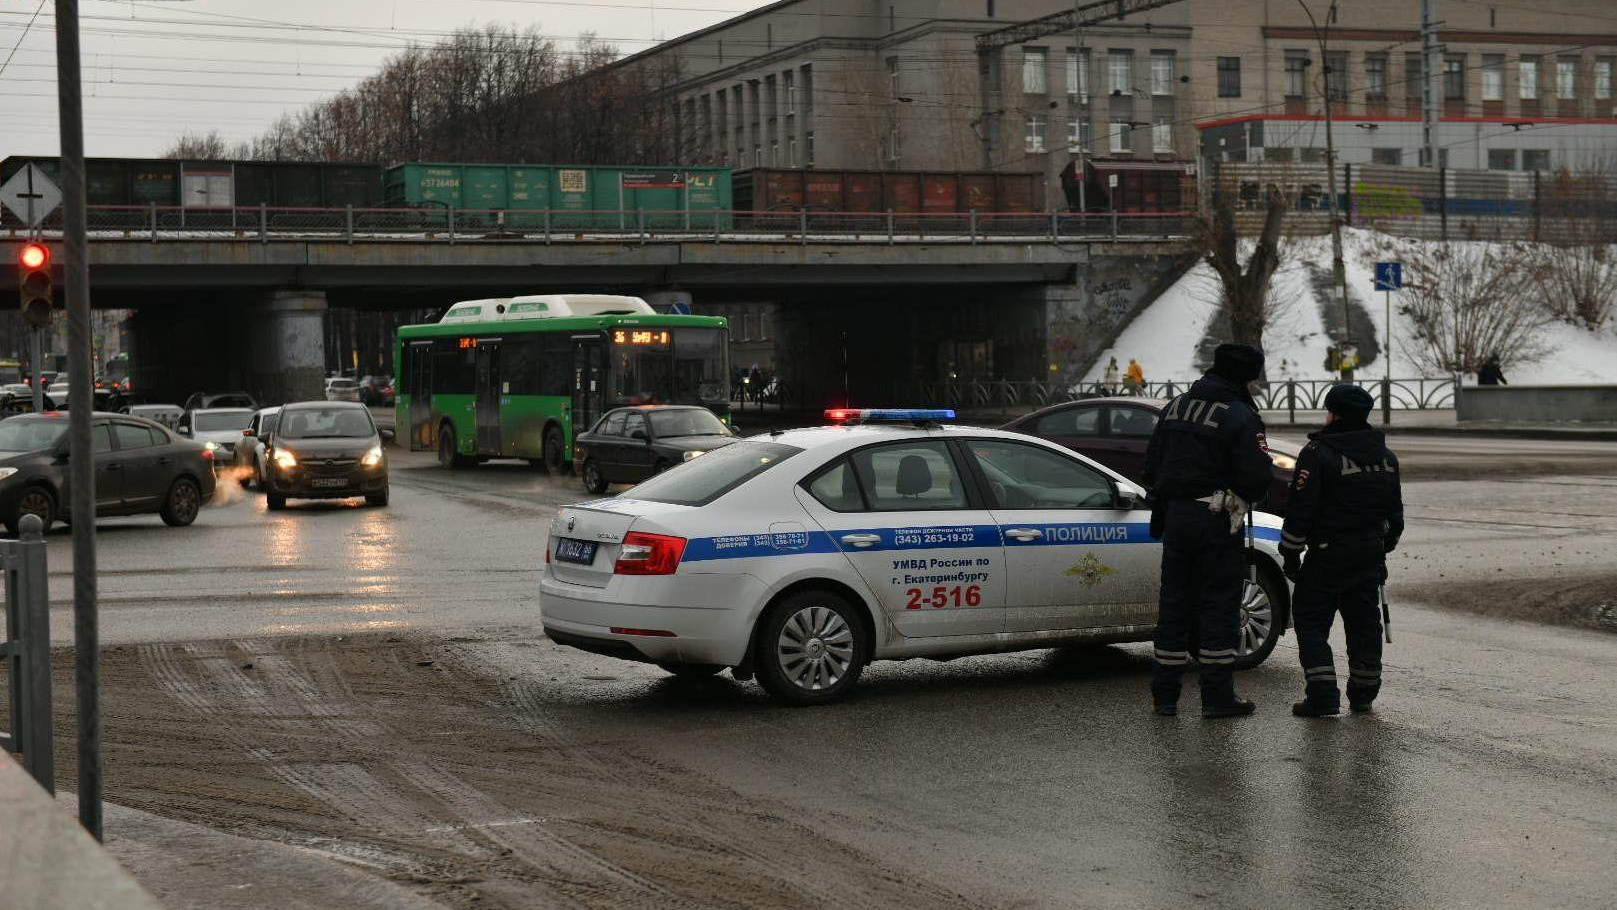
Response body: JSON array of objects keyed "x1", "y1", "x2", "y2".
[{"x1": 0, "y1": 0, "x2": 767, "y2": 158}]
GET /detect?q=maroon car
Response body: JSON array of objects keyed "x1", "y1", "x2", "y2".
[{"x1": 1001, "y1": 397, "x2": 1299, "y2": 510}]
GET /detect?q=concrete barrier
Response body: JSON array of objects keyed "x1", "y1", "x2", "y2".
[
  {"x1": 0, "y1": 754, "x2": 163, "y2": 910},
  {"x1": 1457, "y1": 384, "x2": 1617, "y2": 424}
]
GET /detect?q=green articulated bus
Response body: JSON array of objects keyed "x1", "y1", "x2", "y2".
[{"x1": 395, "y1": 295, "x2": 729, "y2": 472}]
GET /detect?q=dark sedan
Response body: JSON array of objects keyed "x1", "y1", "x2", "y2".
[
  {"x1": 576, "y1": 405, "x2": 738, "y2": 494},
  {"x1": 1002, "y1": 397, "x2": 1300, "y2": 510},
  {"x1": 261, "y1": 401, "x2": 392, "y2": 509},
  {"x1": 0, "y1": 412, "x2": 216, "y2": 534}
]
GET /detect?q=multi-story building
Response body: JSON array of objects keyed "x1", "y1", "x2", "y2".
[
  {"x1": 620, "y1": 0, "x2": 1617, "y2": 210},
  {"x1": 1190, "y1": 0, "x2": 1617, "y2": 171}
]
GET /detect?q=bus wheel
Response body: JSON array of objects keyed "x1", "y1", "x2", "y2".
[
  {"x1": 543, "y1": 427, "x2": 568, "y2": 475},
  {"x1": 438, "y1": 424, "x2": 472, "y2": 469}
]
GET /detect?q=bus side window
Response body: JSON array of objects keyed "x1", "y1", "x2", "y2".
[{"x1": 541, "y1": 335, "x2": 570, "y2": 396}]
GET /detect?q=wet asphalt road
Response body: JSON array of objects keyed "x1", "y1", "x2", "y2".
[{"x1": 26, "y1": 434, "x2": 1617, "y2": 909}]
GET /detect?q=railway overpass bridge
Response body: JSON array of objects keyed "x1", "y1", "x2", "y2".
[{"x1": 3, "y1": 226, "x2": 1195, "y2": 406}]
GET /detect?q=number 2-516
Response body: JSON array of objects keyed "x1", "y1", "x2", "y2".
[{"x1": 905, "y1": 585, "x2": 982, "y2": 609}]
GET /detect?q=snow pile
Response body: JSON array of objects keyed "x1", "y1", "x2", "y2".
[{"x1": 1084, "y1": 228, "x2": 1617, "y2": 385}]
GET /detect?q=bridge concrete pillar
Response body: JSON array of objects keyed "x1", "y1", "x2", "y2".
[
  {"x1": 642, "y1": 290, "x2": 693, "y2": 313},
  {"x1": 250, "y1": 290, "x2": 328, "y2": 404}
]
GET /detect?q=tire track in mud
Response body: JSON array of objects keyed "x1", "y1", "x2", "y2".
[{"x1": 429, "y1": 645, "x2": 987, "y2": 910}]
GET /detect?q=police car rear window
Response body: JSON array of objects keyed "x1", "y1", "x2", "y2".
[{"x1": 626, "y1": 440, "x2": 800, "y2": 506}]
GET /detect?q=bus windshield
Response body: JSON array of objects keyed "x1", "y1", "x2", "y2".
[{"x1": 611, "y1": 327, "x2": 728, "y2": 407}]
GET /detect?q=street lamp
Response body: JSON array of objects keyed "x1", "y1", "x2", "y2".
[{"x1": 1297, "y1": 0, "x2": 1352, "y2": 366}]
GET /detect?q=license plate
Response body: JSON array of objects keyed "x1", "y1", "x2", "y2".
[
  {"x1": 553, "y1": 538, "x2": 597, "y2": 565},
  {"x1": 310, "y1": 477, "x2": 349, "y2": 488}
]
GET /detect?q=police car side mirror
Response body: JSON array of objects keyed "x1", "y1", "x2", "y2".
[{"x1": 1113, "y1": 479, "x2": 1144, "y2": 510}]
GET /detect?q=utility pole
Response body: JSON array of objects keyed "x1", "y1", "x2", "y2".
[
  {"x1": 54, "y1": 0, "x2": 103, "y2": 841},
  {"x1": 1300, "y1": 0, "x2": 1352, "y2": 355},
  {"x1": 1420, "y1": 0, "x2": 1441, "y2": 168}
]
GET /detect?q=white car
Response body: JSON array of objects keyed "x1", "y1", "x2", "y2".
[
  {"x1": 178, "y1": 407, "x2": 255, "y2": 464},
  {"x1": 325, "y1": 378, "x2": 362, "y2": 402},
  {"x1": 541, "y1": 409, "x2": 1291, "y2": 705}
]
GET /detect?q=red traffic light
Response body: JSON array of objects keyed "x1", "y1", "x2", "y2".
[{"x1": 19, "y1": 243, "x2": 49, "y2": 270}]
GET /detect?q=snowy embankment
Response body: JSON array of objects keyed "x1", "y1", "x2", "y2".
[{"x1": 1084, "y1": 228, "x2": 1617, "y2": 385}]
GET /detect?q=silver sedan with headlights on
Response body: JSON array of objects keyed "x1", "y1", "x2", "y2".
[{"x1": 261, "y1": 401, "x2": 393, "y2": 510}]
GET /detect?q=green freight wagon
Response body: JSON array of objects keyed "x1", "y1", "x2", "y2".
[{"x1": 383, "y1": 163, "x2": 732, "y2": 230}]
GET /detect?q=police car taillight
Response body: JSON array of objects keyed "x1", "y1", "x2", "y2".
[{"x1": 614, "y1": 532, "x2": 687, "y2": 575}]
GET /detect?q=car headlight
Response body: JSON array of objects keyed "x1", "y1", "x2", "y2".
[
  {"x1": 681, "y1": 449, "x2": 703, "y2": 462},
  {"x1": 0, "y1": 467, "x2": 17, "y2": 481},
  {"x1": 203, "y1": 440, "x2": 219, "y2": 452},
  {"x1": 273, "y1": 448, "x2": 298, "y2": 468},
  {"x1": 361, "y1": 445, "x2": 383, "y2": 466},
  {"x1": 1268, "y1": 452, "x2": 1297, "y2": 471}
]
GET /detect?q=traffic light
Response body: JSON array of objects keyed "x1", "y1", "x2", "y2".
[{"x1": 17, "y1": 242, "x2": 52, "y2": 327}]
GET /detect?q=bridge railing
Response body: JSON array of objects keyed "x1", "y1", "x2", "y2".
[
  {"x1": 906, "y1": 377, "x2": 1457, "y2": 418},
  {"x1": 4, "y1": 204, "x2": 1196, "y2": 244}
]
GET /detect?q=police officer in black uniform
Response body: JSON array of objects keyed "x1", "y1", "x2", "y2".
[
  {"x1": 1143, "y1": 343, "x2": 1274, "y2": 718},
  {"x1": 1280, "y1": 384, "x2": 1405, "y2": 717}
]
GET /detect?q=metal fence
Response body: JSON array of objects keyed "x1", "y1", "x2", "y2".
[
  {"x1": 908, "y1": 377, "x2": 1456, "y2": 417},
  {"x1": 3, "y1": 205, "x2": 1195, "y2": 245},
  {"x1": 0, "y1": 516, "x2": 52, "y2": 793}
]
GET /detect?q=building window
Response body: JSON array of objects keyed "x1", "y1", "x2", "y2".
[
  {"x1": 1265, "y1": 147, "x2": 1296, "y2": 163},
  {"x1": 1597, "y1": 58, "x2": 1613, "y2": 100},
  {"x1": 771, "y1": 139, "x2": 780, "y2": 166},
  {"x1": 1443, "y1": 55, "x2": 1465, "y2": 100},
  {"x1": 738, "y1": 146, "x2": 747, "y2": 168},
  {"x1": 1150, "y1": 51, "x2": 1175, "y2": 96},
  {"x1": 1023, "y1": 48, "x2": 1048, "y2": 94},
  {"x1": 806, "y1": 130, "x2": 815, "y2": 165},
  {"x1": 1371, "y1": 147, "x2": 1402, "y2": 165},
  {"x1": 1067, "y1": 47, "x2": 1090, "y2": 101},
  {"x1": 754, "y1": 143, "x2": 762, "y2": 166},
  {"x1": 801, "y1": 65, "x2": 814, "y2": 112},
  {"x1": 884, "y1": 126, "x2": 900, "y2": 163},
  {"x1": 1284, "y1": 51, "x2": 1309, "y2": 98},
  {"x1": 1109, "y1": 120, "x2": 1130, "y2": 154},
  {"x1": 886, "y1": 57, "x2": 900, "y2": 98},
  {"x1": 1488, "y1": 149, "x2": 1518, "y2": 170},
  {"x1": 1557, "y1": 59, "x2": 1577, "y2": 98},
  {"x1": 787, "y1": 135, "x2": 797, "y2": 167},
  {"x1": 765, "y1": 75, "x2": 777, "y2": 120},
  {"x1": 1520, "y1": 57, "x2": 1539, "y2": 100},
  {"x1": 1067, "y1": 117, "x2": 1089, "y2": 152},
  {"x1": 1217, "y1": 57, "x2": 1241, "y2": 97},
  {"x1": 1365, "y1": 54, "x2": 1387, "y2": 99},
  {"x1": 1324, "y1": 51, "x2": 1348, "y2": 102},
  {"x1": 1523, "y1": 149, "x2": 1551, "y2": 171},
  {"x1": 784, "y1": 70, "x2": 796, "y2": 114},
  {"x1": 1405, "y1": 53, "x2": 1424, "y2": 104},
  {"x1": 987, "y1": 0, "x2": 994, "y2": 16},
  {"x1": 1299, "y1": 147, "x2": 1326, "y2": 164},
  {"x1": 1024, "y1": 114, "x2": 1047, "y2": 153},
  {"x1": 1481, "y1": 54, "x2": 1504, "y2": 101},
  {"x1": 1108, "y1": 50, "x2": 1133, "y2": 95},
  {"x1": 1152, "y1": 118, "x2": 1172, "y2": 153}
]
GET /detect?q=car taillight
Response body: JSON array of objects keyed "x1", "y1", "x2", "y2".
[
  {"x1": 200, "y1": 448, "x2": 214, "y2": 461},
  {"x1": 613, "y1": 532, "x2": 686, "y2": 575}
]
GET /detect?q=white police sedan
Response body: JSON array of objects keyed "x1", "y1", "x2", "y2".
[{"x1": 541, "y1": 410, "x2": 1290, "y2": 705}]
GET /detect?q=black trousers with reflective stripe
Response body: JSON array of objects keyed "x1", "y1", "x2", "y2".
[
  {"x1": 1292, "y1": 547, "x2": 1384, "y2": 707},
  {"x1": 1152, "y1": 500, "x2": 1245, "y2": 706}
]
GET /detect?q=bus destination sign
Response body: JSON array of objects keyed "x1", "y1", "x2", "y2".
[{"x1": 613, "y1": 329, "x2": 671, "y2": 345}]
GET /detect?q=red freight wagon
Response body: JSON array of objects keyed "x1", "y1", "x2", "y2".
[
  {"x1": 1061, "y1": 158, "x2": 1198, "y2": 212},
  {"x1": 735, "y1": 169, "x2": 1043, "y2": 215}
]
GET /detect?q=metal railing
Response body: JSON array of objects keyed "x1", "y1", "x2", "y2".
[
  {"x1": 908, "y1": 376, "x2": 1457, "y2": 417},
  {"x1": 1, "y1": 515, "x2": 53, "y2": 793},
  {"x1": 3, "y1": 205, "x2": 1195, "y2": 245}
]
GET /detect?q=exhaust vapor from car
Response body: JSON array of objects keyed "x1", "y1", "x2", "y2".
[{"x1": 208, "y1": 464, "x2": 256, "y2": 507}]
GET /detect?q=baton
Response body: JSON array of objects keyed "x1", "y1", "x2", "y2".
[{"x1": 1380, "y1": 584, "x2": 1392, "y2": 644}]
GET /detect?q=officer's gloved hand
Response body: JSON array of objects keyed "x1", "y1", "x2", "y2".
[{"x1": 1283, "y1": 551, "x2": 1302, "y2": 582}]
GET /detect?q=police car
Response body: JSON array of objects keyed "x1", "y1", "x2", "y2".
[{"x1": 540, "y1": 409, "x2": 1290, "y2": 705}]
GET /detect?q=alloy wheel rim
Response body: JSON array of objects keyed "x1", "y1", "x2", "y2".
[
  {"x1": 173, "y1": 482, "x2": 198, "y2": 520},
  {"x1": 776, "y1": 606, "x2": 855, "y2": 690},
  {"x1": 1237, "y1": 580, "x2": 1273, "y2": 656},
  {"x1": 19, "y1": 491, "x2": 50, "y2": 519}
]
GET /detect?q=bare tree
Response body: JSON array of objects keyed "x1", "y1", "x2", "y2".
[
  {"x1": 163, "y1": 130, "x2": 247, "y2": 159},
  {"x1": 1534, "y1": 167, "x2": 1617, "y2": 330},
  {"x1": 1197, "y1": 185, "x2": 1289, "y2": 349},
  {"x1": 1401, "y1": 242, "x2": 1552, "y2": 375}
]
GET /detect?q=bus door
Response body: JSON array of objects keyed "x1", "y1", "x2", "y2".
[
  {"x1": 571, "y1": 334, "x2": 605, "y2": 437},
  {"x1": 407, "y1": 341, "x2": 434, "y2": 451},
  {"x1": 475, "y1": 340, "x2": 502, "y2": 454}
]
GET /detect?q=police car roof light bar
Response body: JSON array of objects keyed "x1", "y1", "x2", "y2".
[{"x1": 824, "y1": 408, "x2": 957, "y2": 426}]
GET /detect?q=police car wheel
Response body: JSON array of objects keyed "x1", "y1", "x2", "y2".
[
  {"x1": 582, "y1": 460, "x2": 609, "y2": 494},
  {"x1": 1232, "y1": 565, "x2": 1287, "y2": 670},
  {"x1": 754, "y1": 591, "x2": 868, "y2": 706}
]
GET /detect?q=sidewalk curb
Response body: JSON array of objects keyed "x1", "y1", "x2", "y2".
[{"x1": 1265, "y1": 423, "x2": 1617, "y2": 441}]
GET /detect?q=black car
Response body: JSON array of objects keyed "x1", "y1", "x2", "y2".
[
  {"x1": 0, "y1": 412, "x2": 217, "y2": 535},
  {"x1": 576, "y1": 405, "x2": 738, "y2": 494},
  {"x1": 262, "y1": 401, "x2": 392, "y2": 510},
  {"x1": 1001, "y1": 397, "x2": 1300, "y2": 510}
]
